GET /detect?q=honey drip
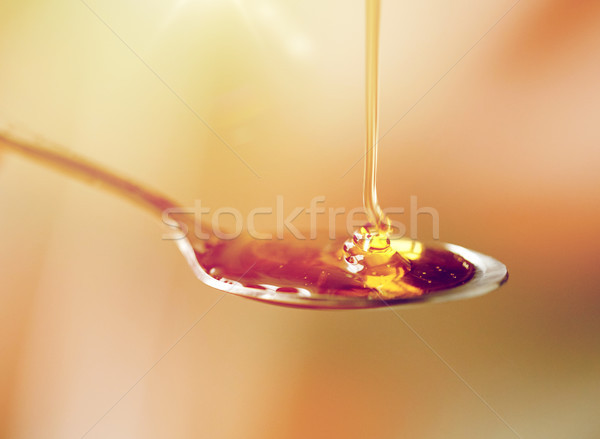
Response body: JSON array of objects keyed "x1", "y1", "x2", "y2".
[
  {"x1": 364, "y1": 0, "x2": 389, "y2": 234},
  {"x1": 1, "y1": 127, "x2": 476, "y2": 309},
  {"x1": 0, "y1": 0, "x2": 482, "y2": 309},
  {"x1": 190, "y1": 0, "x2": 475, "y2": 308}
]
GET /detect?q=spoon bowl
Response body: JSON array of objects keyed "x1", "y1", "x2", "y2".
[{"x1": 177, "y1": 232, "x2": 508, "y2": 309}]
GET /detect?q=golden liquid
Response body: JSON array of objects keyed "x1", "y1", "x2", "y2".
[
  {"x1": 190, "y1": 0, "x2": 475, "y2": 307},
  {"x1": 364, "y1": 0, "x2": 389, "y2": 233},
  {"x1": 194, "y1": 235, "x2": 474, "y2": 308},
  {"x1": 0, "y1": 0, "x2": 477, "y2": 309},
  {"x1": 0, "y1": 128, "x2": 475, "y2": 309}
]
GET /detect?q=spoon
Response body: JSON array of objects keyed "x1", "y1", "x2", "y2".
[{"x1": 0, "y1": 130, "x2": 507, "y2": 309}]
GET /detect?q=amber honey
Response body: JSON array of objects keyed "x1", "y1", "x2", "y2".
[
  {"x1": 0, "y1": 0, "x2": 490, "y2": 310},
  {"x1": 189, "y1": 0, "x2": 475, "y2": 307},
  {"x1": 194, "y1": 233, "x2": 474, "y2": 308}
]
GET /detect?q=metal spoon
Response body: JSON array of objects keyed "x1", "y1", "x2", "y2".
[{"x1": 0, "y1": 130, "x2": 507, "y2": 310}]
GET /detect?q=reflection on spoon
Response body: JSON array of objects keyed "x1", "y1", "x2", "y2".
[{"x1": 0, "y1": 131, "x2": 507, "y2": 309}]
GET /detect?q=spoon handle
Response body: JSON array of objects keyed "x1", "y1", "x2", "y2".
[{"x1": 0, "y1": 130, "x2": 179, "y2": 217}]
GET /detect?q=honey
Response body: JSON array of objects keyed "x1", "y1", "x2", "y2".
[
  {"x1": 186, "y1": 0, "x2": 475, "y2": 307},
  {"x1": 0, "y1": 0, "x2": 504, "y2": 310}
]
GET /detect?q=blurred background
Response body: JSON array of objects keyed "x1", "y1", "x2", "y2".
[{"x1": 1, "y1": 0, "x2": 599, "y2": 438}]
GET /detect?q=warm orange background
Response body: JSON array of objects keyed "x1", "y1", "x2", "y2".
[{"x1": 1, "y1": 1, "x2": 599, "y2": 438}]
